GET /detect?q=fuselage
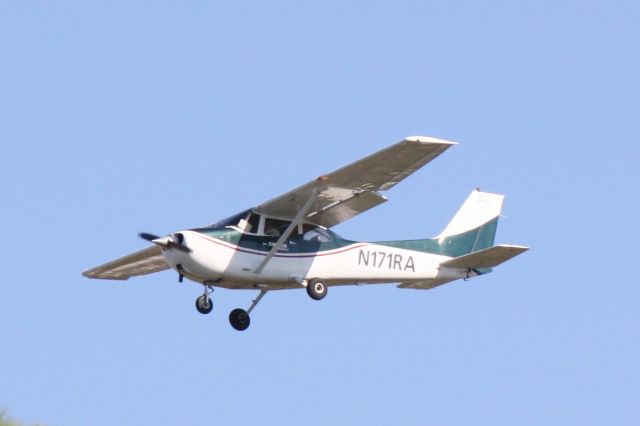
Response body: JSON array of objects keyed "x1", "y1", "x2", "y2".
[{"x1": 161, "y1": 227, "x2": 466, "y2": 290}]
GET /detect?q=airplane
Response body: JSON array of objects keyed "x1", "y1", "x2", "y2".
[{"x1": 83, "y1": 136, "x2": 528, "y2": 331}]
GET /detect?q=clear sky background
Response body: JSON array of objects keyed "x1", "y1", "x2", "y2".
[{"x1": 2, "y1": 1, "x2": 639, "y2": 425}]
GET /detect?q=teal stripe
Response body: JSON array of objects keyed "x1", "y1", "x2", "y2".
[
  {"x1": 192, "y1": 216, "x2": 499, "y2": 259},
  {"x1": 375, "y1": 217, "x2": 499, "y2": 257}
]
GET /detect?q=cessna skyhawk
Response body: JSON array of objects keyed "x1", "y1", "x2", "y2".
[{"x1": 83, "y1": 136, "x2": 528, "y2": 331}]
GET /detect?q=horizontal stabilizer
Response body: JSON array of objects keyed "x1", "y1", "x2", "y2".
[
  {"x1": 397, "y1": 278, "x2": 455, "y2": 290},
  {"x1": 440, "y1": 244, "x2": 529, "y2": 269}
]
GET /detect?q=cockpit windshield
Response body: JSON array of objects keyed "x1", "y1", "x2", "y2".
[
  {"x1": 208, "y1": 209, "x2": 251, "y2": 230},
  {"x1": 204, "y1": 209, "x2": 342, "y2": 241}
]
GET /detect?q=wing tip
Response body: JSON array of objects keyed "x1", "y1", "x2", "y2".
[
  {"x1": 497, "y1": 244, "x2": 530, "y2": 252},
  {"x1": 81, "y1": 269, "x2": 130, "y2": 281},
  {"x1": 404, "y1": 136, "x2": 458, "y2": 146},
  {"x1": 81, "y1": 269, "x2": 95, "y2": 278}
]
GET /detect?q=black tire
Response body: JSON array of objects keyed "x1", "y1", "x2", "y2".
[
  {"x1": 195, "y1": 294, "x2": 213, "y2": 314},
  {"x1": 306, "y1": 280, "x2": 328, "y2": 300},
  {"x1": 229, "y1": 308, "x2": 250, "y2": 331}
]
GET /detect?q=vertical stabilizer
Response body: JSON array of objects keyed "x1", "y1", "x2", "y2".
[
  {"x1": 373, "y1": 189, "x2": 507, "y2": 258},
  {"x1": 438, "y1": 190, "x2": 504, "y2": 239},
  {"x1": 433, "y1": 190, "x2": 504, "y2": 257}
]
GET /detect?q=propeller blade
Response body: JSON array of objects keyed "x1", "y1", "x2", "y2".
[{"x1": 139, "y1": 232, "x2": 161, "y2": 242}]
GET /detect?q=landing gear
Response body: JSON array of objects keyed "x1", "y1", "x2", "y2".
[
  {"x1": 228, "y1": 289, "x2": 268, "y2": 331},
  {"x1": 306, "y1": 279, "x2": 327, "y2": 300},
  {"x1": 195, "y1": 284, "x2": 214, "y2": 314},
  {"x1": 195, "y1": 295, "x2": 213, "y2": 314},
  {"x1": 229, "y1": 308, "x2": 250, "y2": 331},
  {"x1": 192, "y1": 282, "x2": 269, "y2": 330}
]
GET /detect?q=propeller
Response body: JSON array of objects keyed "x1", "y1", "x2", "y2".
[
  {"x1": 138, "y1": 232, "x2": 191, "y2": 253},
  {"x1": 139, "y1": 232, "x2": 161, "y2": 242}
]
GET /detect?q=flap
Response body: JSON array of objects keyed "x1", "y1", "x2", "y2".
[{"x1": 305, "y1": 190, "x2": 388, "y2": 228}]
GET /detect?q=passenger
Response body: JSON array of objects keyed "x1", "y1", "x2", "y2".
[{"x1": 303, "y1": 229, "x2": 329, "y2": 243}]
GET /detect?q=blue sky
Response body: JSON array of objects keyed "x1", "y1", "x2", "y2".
[{"x1": 2, "y1": 1, "x2": 639, "y2": 425}]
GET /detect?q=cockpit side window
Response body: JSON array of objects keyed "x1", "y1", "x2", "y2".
[
  {"x1": 245, "y1": 213, "x2": 261, "y2": 234},
  {"x1": 264, "y1": 218, "x2": 291, "y2": 237}
]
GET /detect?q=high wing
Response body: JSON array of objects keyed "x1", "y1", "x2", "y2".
[
  {"x1": 82, "y1": 245, "x2": 169, "y2": 280},
  {"x1": 255, "y1": 136, "x2": 456, "y2": 228}
]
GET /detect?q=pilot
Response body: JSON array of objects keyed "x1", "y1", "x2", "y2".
[{"x1": 265, "y1": 226, "x2": 280, "y2": 237}]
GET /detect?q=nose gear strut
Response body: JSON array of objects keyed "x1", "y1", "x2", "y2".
[{"x1": 195, "y1": 282, "x2": 215, "y2": 314}]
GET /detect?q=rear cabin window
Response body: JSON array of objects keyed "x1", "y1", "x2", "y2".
[{"x1": 302, "y1": 227, "x2": 332, "y2": 242}]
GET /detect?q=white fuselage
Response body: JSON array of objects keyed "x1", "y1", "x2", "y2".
[{"x1": 161, "y1": 230, "x2": 465, "y2": 290}]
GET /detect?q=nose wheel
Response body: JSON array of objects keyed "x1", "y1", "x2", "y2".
[{"x1": 195, "y1": 284, "x2": 214, "y2": 314}]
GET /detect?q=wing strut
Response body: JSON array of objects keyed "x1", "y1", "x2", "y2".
[{"x1": 254, "y1": 188, "x2": 320, "y2": 274}]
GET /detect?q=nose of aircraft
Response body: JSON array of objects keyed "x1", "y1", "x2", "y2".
[
  {"x1": 152, "y1": 235, "x2": 172, "y2": 246},
  {"x1": 138, "y1": 231, "x2": 191, "y2": 253}
]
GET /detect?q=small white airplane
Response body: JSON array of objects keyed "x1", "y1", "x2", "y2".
[{"x1": 83, "y1": 136, "x2": 528, "y2": 331}]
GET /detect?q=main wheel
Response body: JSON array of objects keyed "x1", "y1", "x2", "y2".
[
  {"x1": 306, "y1": 280, "x2": 328, "y2": 300},
  {"x1": 229, "y1": 308, "x2": 250, "y2": 331},
  {"x1": 195, "y1": 294, "x2": 213, "y2": 314}
]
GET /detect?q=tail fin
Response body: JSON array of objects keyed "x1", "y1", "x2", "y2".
[{"x1": 436, "y1": 190, "x2": 504, "y2": 257}]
